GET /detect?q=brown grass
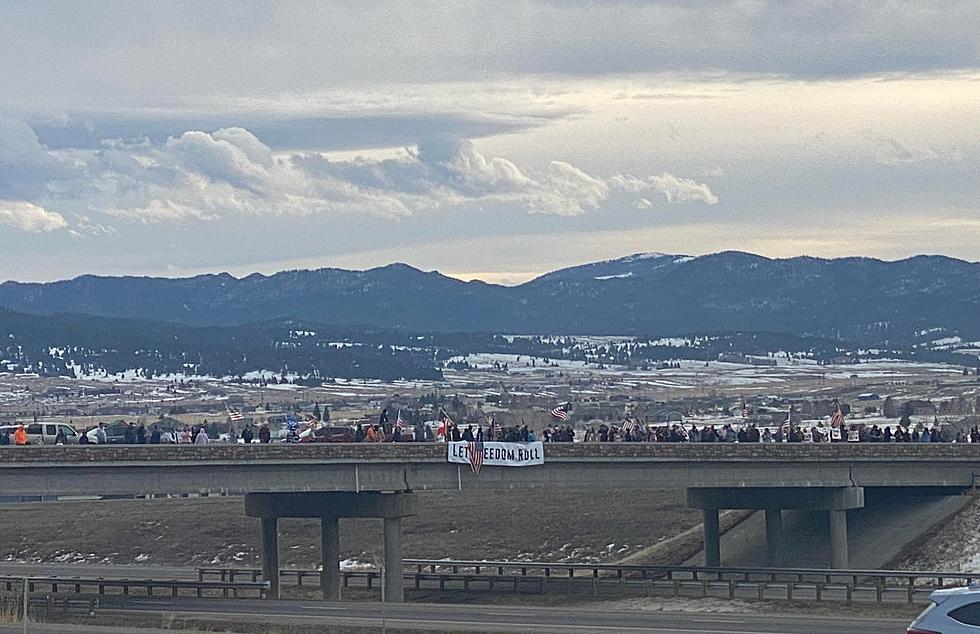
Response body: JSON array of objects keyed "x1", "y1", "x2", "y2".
[{"x1": 0, "y1": 490, "x2": 700, "y2": 569}]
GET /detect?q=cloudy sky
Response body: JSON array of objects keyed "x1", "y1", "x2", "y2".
[{"x1": 1, "y1": 1, "x2": 978, "y2": 283}]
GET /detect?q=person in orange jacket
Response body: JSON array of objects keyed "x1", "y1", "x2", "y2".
[{"x1": 13, "y1": 425, "x2": 28, "y2": 446}]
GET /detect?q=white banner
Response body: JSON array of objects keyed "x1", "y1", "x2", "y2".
[{"x1": 447, "y1": 441, "x2": 544, "y2": 468}]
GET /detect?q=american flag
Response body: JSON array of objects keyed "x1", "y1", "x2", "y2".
[
  {"x1": 466, "y1": 441, "x2": 484, "y2": 474},
  {"x1": 830, "y1": 403, "x2": 845, "y2": 428},
  {"x1": 395, "y1": 409, "x2": 406, "y2": 431},
  {"x1": 550, "y1": 403, "x2": 570, "y2": 421},
  {"x1": 438, "y1": 410, "x2": 453, "y2": 437},
  {"x1": 622, "y1": 418, "x2": 639, "y2": 434},
  {"x1": 227, "y1": 407, "x2": 245, "y2": 422}
]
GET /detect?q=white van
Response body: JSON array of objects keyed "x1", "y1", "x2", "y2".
[{"x1": 0, "y1": 422, "x2": 81, "y2": 445}]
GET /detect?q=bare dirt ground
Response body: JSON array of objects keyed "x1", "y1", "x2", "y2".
[
  {"x1": 0, "y1": 490, "x2": 700, "y2": 569},
  {"x1": 891, "y1": 494, "x2": 980, "y2": 572}
]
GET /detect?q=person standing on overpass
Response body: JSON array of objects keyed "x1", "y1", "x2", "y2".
[
  {"x1": 86, "y1": 422, "x2": 107, "y2": 444},
  {"x1": 194, "y1": 427, "x2": 210, "y2": 444}
]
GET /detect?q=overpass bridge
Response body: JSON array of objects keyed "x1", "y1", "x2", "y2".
[{"x1": 1, "y1": 443, "x2": 977, "y2": 602}]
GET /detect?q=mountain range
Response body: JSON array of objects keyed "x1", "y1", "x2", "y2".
[{"x1": 2, "y1": 251, "x2": 980, "y2": 349}]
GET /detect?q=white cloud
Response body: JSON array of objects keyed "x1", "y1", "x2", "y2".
[
  {"x1": 611, "y1": 172, "x2": 718, "y2": 205},
  {"x1": 866, "y1": 134, "x2": 963, "y2": 166},
  {"x1": 0, "y1": 200, "x2": 67, "y2": 232},
  {"x1": 650, "y1": 173, "x2": 719, "y2": 205},
  {"x1": 0, "y1": 120, "x2": 701, "y2": 224}
]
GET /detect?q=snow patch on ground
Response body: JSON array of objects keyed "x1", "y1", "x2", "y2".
[{"x1": 594, "y1": 272, "x2": 634, "y2": 280}]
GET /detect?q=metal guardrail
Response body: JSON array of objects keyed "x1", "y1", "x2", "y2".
[
  {"x1": 198, "y1": 560, "x2": 980, "y2": 604},
  {"x1": 0, "y1": 575, "x2": 269, "y2": 599},
  {"x1": 28, "y1": 595, "x2": 99, "y2": 616}
]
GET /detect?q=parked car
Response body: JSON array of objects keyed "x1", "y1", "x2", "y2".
[
  {"x1": 0, "y1": 422, "x2": 81, "y2": 445},
  {"x1": 301, "y1": 425, "x2": 355, "y2": 443},
  {"x1": 100, "y1": 422, "x2": 130, "y2": 444},
  {"x1": 908, "y1": 586, "x2": 980, "y2": 633}
]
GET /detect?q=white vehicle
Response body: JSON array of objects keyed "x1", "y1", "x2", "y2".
[
  {"x1": 0, "y1": 422, "x2": 81, "y2": 445},
  {"x1": 908, "y1": 586, "x2": 980, "y2": 633}
]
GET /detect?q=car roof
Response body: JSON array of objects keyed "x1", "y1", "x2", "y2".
[{"x1": 930, "y1": 585, "x2": 980, "y2": 604}]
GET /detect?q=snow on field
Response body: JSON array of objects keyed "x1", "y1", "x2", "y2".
[
  {"x1": 594, "y1": 272, "x2": 634, "y2": 280},
  {"x1": 340, "y1": 558, "x2": 374, "y2": 571}
]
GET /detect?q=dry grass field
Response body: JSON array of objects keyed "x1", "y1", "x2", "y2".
[{"x1": 0, "y1": 490, "x2": 700, "y2": 569}]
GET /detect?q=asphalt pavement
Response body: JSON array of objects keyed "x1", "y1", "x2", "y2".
[{"x1": 95, "y1": 595, "x2": 912, "y2": 633}]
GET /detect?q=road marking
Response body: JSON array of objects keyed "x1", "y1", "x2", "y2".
[
  {"x1": 297, "y1": 606, "x2": 347, "y2": 611},
  {"x1": 692, "y1": 618, "x2": 748, "y2": 623}
]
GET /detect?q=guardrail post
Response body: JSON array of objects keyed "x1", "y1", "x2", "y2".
[
  {"x1": 815, "y1": 582, "x2": 823, "y2": 602},
  {"x1": 907, "y1": 578, "x2": 915, "y2": 604}
]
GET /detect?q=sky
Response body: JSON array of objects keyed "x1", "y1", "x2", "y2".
[{"x1": 1, "y1": 1, "x2": 978, "y2": 284}]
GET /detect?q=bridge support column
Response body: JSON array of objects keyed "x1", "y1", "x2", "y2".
[
  {"x1": 702, "y1": 508, "x2": 721, "y2": 567},
  {"x1": 245, "y1": 492, "x2": 416, "y2": 603},
  {"x1": 260, "y1": 517, "x2": 280, "y2": 599},
  {"x1": 383, "y1": 517, "x2": 404, "y2": 602},
  {"x1": 320, "y1": 517, "x2": 341, "y2": 601},
  {"x1": 687, "y1": 487, "x2": 863, "y2": 569},
  {"x1": 829, "y1": 509, "x2": 848, "y2": 569},
  {"x1": 764, "y1": 509, "x2": 783, "y2": 567}
]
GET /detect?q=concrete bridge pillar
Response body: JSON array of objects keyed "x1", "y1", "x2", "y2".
[
  {"x1": 245, "y1": 491, "x2": 417, "y2": 602},
  {"x1": 687, "y1": 486, "x2": 863, "y2": 569},
  {"x1": 320, "y1": 517, "x2": 341, "y2": 600},
  {"x1": 260, "y1": 517, "x2": 280, "y2": 599},
  {"x1": 702, "y1": 509, "x2": 721, "y2": 567},
  {"x1": 764, "y1": 509, "x2": 783, "y2": 567},
  {"x1": 383, "y1": 517, "x2": 403, "y2": 601},
  {"x1": 829, "y1": 509, "x2": 848, "y2": 569}
]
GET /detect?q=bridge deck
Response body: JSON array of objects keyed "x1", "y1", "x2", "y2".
[{"x1": 0, "y1": 444, "x2": 976, "y2": 496}]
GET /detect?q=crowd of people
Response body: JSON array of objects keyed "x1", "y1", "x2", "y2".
[
  {"x1": 569, "y1": 421, "x2": 980, "y2": 444},
  {"x1": 5, "y1": 410, "x2": 980, "y2": 446},
  {"x1": 66, "y1": 421, "x2": 275, "y2": 445}
]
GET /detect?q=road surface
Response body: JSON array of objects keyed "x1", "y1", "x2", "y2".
[{"x1": 94, "y1": 595, "x2": 912, "y2": 633}]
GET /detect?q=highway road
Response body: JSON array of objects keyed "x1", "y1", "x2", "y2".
[
  {"x1": 92, "y1": 595, "x2": 913, "y2": 633},
  {"x1": 0, "y1": 561, "x2": 941, "y2": 605},
  {"x1": 0, "y1": 563, "x2": 916, "y2": 632}
]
